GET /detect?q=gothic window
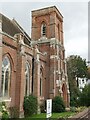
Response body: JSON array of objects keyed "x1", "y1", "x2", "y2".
[
  {"x1": 1, "y1": 56, "x2": 11, "y2": 98},
  {"x1": 25, "y1": 61, "x2": 30, "y2": 96},
  {"x1": 41, "y1": 22, "x2": 46, "y2": 36},
  {"x1": 40, "y1": 67, "x2": 43, "y2": 96}
]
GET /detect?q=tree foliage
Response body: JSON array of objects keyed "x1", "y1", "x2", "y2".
[
  {"x1": 79, "y1": 84, "x2": 90, "y2": 107},
  {"x1": 67, "y1": 55, "x2": 87, "y2": 79},
  {"x1": 66, "y1": 55, "x2": 87, "y2": 106}
]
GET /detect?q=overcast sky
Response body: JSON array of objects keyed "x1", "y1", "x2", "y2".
[{"x1": 0, "y1": 1, "x2": 88, "y2": 61}]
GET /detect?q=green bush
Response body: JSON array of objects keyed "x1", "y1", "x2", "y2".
[
  {"x1": 2, "y1": 111, "x2": 9, "y2": 119},
  {"x1": 0, "y1": 102, "x2": 9, "y2": 119},
  {"x1": 23, "y1": 95, "x2": 38, "y2": 117},
  {"x1": 40, "y1": 104, "x2": 45, "y2": 113},
  {"x1": 52, "y1": 96, "x2": 65, "y2": 113},
  {"x1": 40, "y1": 101, "x2": 46, "y2": 113},
  {"x1": 70, "y1": 107, "x2": 77, "y2": 112}
]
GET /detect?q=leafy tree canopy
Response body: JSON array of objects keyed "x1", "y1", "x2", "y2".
[
  {"x1": 67, "y1": 55, "x2": 87, "y2": 78},
  {"x1": 66, "y1": 55, "x2": 87, "y2": 106}
]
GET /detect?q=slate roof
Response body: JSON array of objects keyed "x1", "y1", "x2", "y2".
[{"x1": 0, "y1": 13, "x2": 31, "y2": 46}]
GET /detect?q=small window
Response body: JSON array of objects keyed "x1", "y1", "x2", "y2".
[{"x1": 41, "y1": 22, "x2": 46, "y2": 36}]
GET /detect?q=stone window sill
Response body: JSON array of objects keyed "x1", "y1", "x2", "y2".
[{"x1": 0, "y1": 97, "x2": 11, "y2": 102}]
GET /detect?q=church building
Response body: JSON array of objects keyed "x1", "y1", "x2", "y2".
[{"x1": 0, "y1": 6, "x2": 70, "y2": 116}]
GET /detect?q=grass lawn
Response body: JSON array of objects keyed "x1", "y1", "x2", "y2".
[{"x1": 28, "y1": 111, "x2": 76, "y2": 119}]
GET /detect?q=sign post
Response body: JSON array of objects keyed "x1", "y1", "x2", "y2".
[{"x1": 46, "y1": 99, "x2": 52, "y2": 119}]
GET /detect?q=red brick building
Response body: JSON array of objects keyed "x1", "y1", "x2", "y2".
[{"x1": 0, "y1": 6, "x2": 70, "y2": 116}]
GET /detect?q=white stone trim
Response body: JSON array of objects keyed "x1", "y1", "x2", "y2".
[{"x1": 0, "y1": 97, "x2": 11, "y2": 102}]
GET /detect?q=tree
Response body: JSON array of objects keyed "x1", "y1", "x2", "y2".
[
  {"x1": 87, "y1": 66, "x2": 90, "y2": 79},
  {"x1": 79, "y1": 84, "x2": 90, "y2": 106},
  {"x1": 66, "y1": 55, "x2": 87, "y2": 106},
  {"x1": 67, "y1": 55, "x2": 87, "y2": 80}
]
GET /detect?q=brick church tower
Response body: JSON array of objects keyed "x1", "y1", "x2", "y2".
[
  {"x1": 31, "y1": 6, "x2": 70, "y2": 107},
  {"x1": 0, "y1": 6, "x2": 70, "y2": 117}
]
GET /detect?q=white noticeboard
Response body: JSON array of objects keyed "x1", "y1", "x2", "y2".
[{"x1": 46, "y1": 99, "x2": 52, "y2": 118}]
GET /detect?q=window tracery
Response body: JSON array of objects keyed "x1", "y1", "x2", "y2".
[
  {"x1": 1, "y1": 56, "x2": 11, "y2": 98},
  {"x1": 25, "y1": 61, "x2": 30, "y2": 96},
  {"x1": 41, "y1": 22, "x2": 46, "y2": 36}
]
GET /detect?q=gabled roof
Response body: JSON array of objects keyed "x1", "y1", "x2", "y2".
[{"x1": 0, "y1": 13, "x2": 31, "y2": 46}]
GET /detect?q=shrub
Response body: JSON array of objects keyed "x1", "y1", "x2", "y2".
[
  {"x1": 0, "y1": 102, "x2": 10, "y2": 119},
  {"x1": 23, "y1": 95, "x2": 38, "y2": 117},
  {"x1": 2, "y1": 111, "x2": 9, "y2": 119},
  {"x1": 52, "y1": 96, "x2": 65, "y2": 113},
  {"x1": 70, "y1": 107, "x2": 77, "y2": 112},
  {"x1": 40, "y1": 104, "x2": 45, "y2": 113},
  {"x1": 40, "y1": 101, "x2": 46, "y2": 113}
]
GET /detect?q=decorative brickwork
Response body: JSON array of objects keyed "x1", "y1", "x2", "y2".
[{"x1": 31, "y1": 6, "x2": 70, "y2": 107}]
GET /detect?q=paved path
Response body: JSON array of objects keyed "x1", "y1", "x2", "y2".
[{"x1": 70, "y1": 108, "x2": 90, "y2": 120}]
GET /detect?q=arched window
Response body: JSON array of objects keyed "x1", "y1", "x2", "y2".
[
  {"x1": 25, "y1": 61, "x2": 30, "y2": 96},
  {"x1": 1, "y1": 56, "x2": 11, "y2": 98},
  {"x1": 41, "y1": 22, "x2": 46, "y2": 36},
  {"x1": 40, "y1": 66, "x2": 43, "y2": 96}
]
